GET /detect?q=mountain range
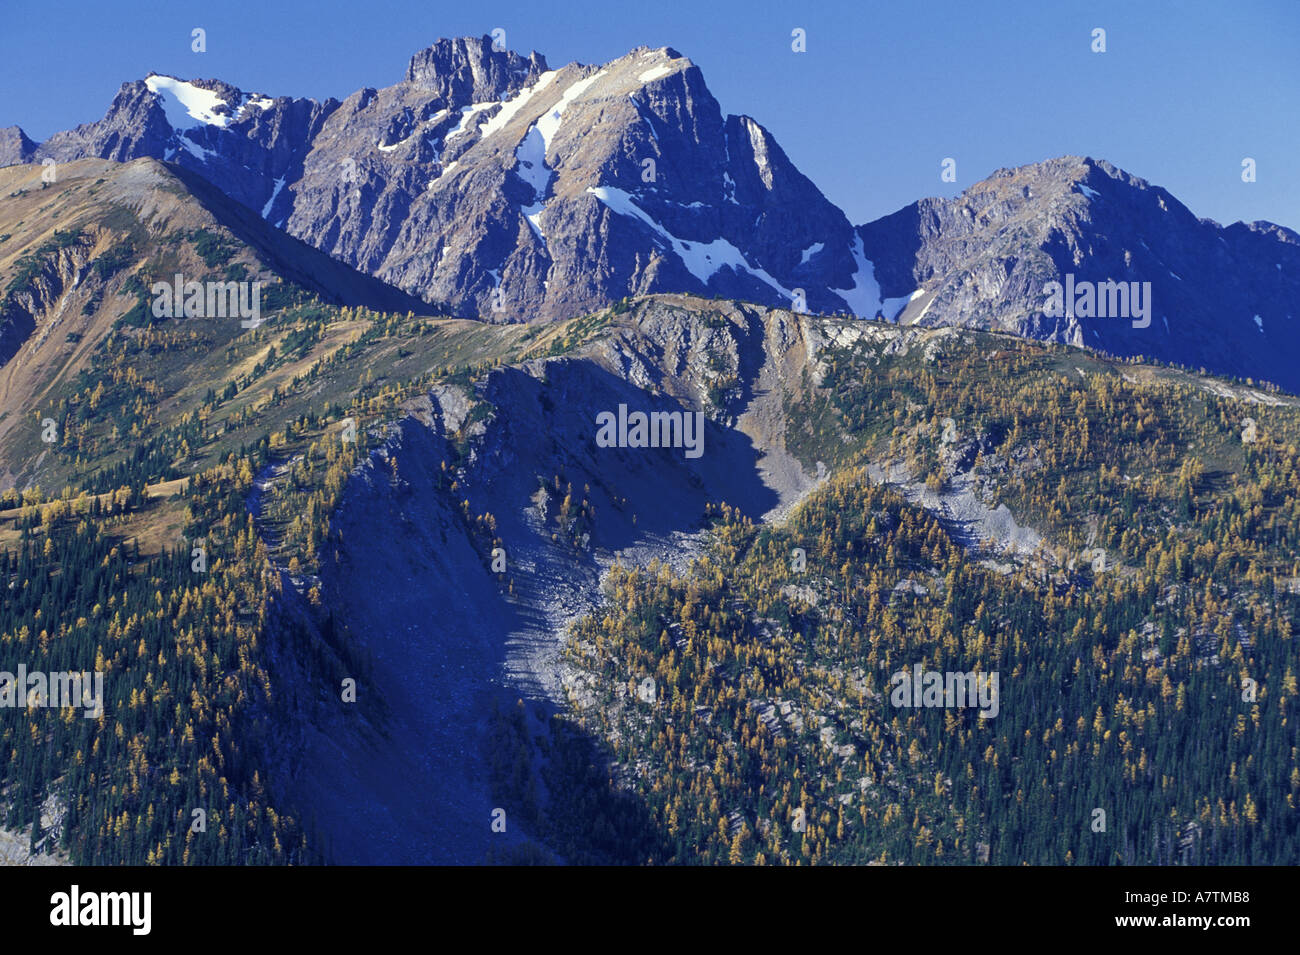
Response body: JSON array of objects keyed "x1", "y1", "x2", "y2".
[
  {"x1": 1, "y1": 35, "x2": 1299, "y2": 868},
  {"x1": 4, "y1": 35, "x2": 1296, "y2": 389}
]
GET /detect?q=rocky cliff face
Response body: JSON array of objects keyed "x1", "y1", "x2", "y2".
[
  {"x1": 0, "y1": 127, "x2": 38, "y2": 165},
  {"x1": 3, "y1": 37, "x2": 874, "y2": 323},
  {"x1": 858, "y1": 156, "x2": 1300, "y2": 389},
  {"x1": 405, "y1": 36, "x2": 550, "y2": 101},
  {"x1": 287, "y1": 39, "x2": 870, "y2": 322}
]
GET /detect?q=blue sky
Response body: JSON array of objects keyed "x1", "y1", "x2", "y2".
[{"x1": 2, "y1": 0, "x2": 1296, "y2": 229}]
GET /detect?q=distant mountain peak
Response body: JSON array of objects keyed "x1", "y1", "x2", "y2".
[{"x1": 858, "y1": 152, "x2": 1300, "y2": 388}]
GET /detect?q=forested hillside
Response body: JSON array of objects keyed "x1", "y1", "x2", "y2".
[
  {"x1": 514, "y1": 330, "x2": 1300, "y2": 864},
  {"x1": 3, "y1": 235, "x2": 1297, "y2": 863}
]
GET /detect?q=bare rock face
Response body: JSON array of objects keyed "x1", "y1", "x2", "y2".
[
  {"x1": 283, "y1": 40, "x2": 866, "y2": 322},
  {"x1": 858, "y1": 156, "x2": 1300, "y2": 391},
  {"x1": 0, "y1": 126, "x2": 38, "y2": 166},
  {"x1": 37, "y1": 81, "x2": 177, "y2": 163},
  {"x1": 405, "y1": 36, "x2": 549, "y2": 102},
  {"x1": 5, "y1": 37, "x2": 873, "y2": 323}
]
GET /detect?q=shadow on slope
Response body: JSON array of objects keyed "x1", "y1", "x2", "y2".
[{"x1": 282, "y1": 358, "x2": 775, "y2": 863}]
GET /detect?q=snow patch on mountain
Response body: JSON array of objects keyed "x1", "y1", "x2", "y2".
[
  {"x1": 516, "y1": 126, "x2": 552, "y2": 242},
  {"x1": 722, "y1": 170, "x2": 738, "y2": 204},
  {"x1": 479, "y1": 71, "x2": 558, "y2": 139},
  {"x1": 145, "y1": 75, "x2": 233, "y2": 128},
  {"x1": 588, "y1": 186, "x2": 795, "y2": 301},
  {"x1": 178, "y1": 133, "x2": 217, "y2": 161},
  {"x1": 831, "y1": 236, "x2": 884, "y2": 317},
  {"x1": 262, "y1": 177, "x2": 286, "y2": 219},
  {"x1": 742, "y1": 118, "x2": 774, "y2": 189},
  {"x1": 881, "y1": 288, "x2": 925, "y2": 321},
  {"x1": 447, "y1": 103, "x2": 495, "y2": 141},
  {"x1": 638, "y1": 65, "x2": 674, "y2": 83},
  {"x1": 515, "y1": 127, "x2": 551, "y2": 196},
  {"x1": 231, "y1": 93, "x2": 276, "y2": 122},
  {"x1": 878, "y1": 287, "x2": 930, "y2": 320},
  {"x1": 523, "y1": 209, "x2": 546, "y2": 241},
  {"x1": 536, "y1": 71, "x2": 607, "y2": 149}
]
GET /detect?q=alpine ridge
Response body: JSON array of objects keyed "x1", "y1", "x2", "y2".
[{"x1": 2, "y1": 36, "x2": 1297, "y2": 389}]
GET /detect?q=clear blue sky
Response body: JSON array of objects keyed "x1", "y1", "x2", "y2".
[{"x1": 3, "y1": 0, "x2": 1296, "y2": 230}]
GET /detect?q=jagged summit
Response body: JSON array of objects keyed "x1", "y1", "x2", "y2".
[
  {"x1": 404, "y1": 35, "x2": 549, "y2": 100},
  {"x1": 0, "y1": 38, "x2": 873, "y2": 322}
]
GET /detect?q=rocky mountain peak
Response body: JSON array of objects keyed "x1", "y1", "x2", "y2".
[
  {"x1": 0, "y1": 126, "x2": 38, "y2": 164},
  {"x1": 857, "y1": 150, "x2": 1300, "y2": 390},
  {"x1": 404, "y1": 35, "x2": 549, "y2": 106}
]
